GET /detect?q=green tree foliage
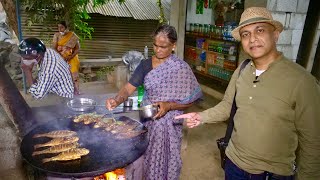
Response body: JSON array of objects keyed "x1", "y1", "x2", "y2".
[
  {"x1": 21, "y1": 0, "x2": 125, "y2": 41},
  {"x1": 21, "y1": 0, "x2": 165, "y2": 41}
]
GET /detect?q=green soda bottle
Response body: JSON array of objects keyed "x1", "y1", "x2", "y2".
[{"x1": 137, "y1": 85, "x2": 144, "y2": 107}]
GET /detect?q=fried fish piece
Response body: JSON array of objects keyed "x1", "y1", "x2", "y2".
[
  {"x1": 73, "y1": 113, "x2": 101, "y2": 124},
  {"x1": 33, "y1": 130, "x2": 77, "y2": 138},
  {"x1": 32, "y1": 142, "x2": 79, "y2": 156},
  {"x1": 115, "y1": 130, "x2": 147, "y2": 139},
  {"x1": 93, "y1": 121, "x2": 108, "y2": 128},
  {"x1": 42, "y1": 148, "x2": 90, "y2": 163},
  {"x1": 34, "y1": 136, "x2": 80, "y2": 149},
  {"x1": 105, "y1": 121, "x2": 125, "y2": 132},
  {"x1": 83, "y1": 115, "x2": 101, "y2": 125},
  {"x1": 110, "y1": 124, "x2": 139, "y2": 134}
]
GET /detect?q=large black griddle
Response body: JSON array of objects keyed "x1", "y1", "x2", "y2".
[{"x1": 20, "y1": 116, "x2": 148, "y2": 178}]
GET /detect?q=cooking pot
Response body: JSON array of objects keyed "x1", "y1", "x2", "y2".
[{"x1": 139, "y1": 105, "x2": 158, "y2": 120}]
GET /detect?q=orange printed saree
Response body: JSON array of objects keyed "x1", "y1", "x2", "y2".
[{"x1": 56, "y1": 31, "x2": 80, "y2": 73}]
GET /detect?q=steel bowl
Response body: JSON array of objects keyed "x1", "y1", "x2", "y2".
[
  {"x1": 123, "y1": 98, "x2": 133, "y2": 107},
  {"x1": 67, "y1": 98, "x2": 97, "y2": 112},
  {"x1": 139, "y1": 104, "x2": 158, "y2": 120}
]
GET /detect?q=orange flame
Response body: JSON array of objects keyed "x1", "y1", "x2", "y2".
[{"x1": 94, "y1": 168, "x2": 125, "y2": 180}]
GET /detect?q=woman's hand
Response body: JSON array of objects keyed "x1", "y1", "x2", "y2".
[
  {"x1": 105, "y1": 98, "x2": 118, "y2": 110},
  {"x1": 153, "y1": 101, "x2": 171, "y2": 119},
  {"x1": 175, "y1": 112, "x2": 202, "y2": 128},
  {"x1": 57, "y1": 46, "x2": 62, "y2": 52},
  {"x1": 64, "y1": 56, "x2": 71, "y2": 62}
]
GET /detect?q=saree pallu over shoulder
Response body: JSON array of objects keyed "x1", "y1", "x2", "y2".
[
  {"x1": 144, "y1": 54, "x2": 202, "y2": 104},
  {"x1": 57, "y1": 31, "x2": 78, "y2": 48}
]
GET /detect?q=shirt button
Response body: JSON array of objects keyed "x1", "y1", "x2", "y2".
[
  {"x1": 253, "y1": 72, "x2": 255, "y2": 75},
  {"x1": 253, "y1": 85, "x2": 257, "y2": 87},
  {"x1": 249, "y1": 96, "x2": 253, "y2": 100}
]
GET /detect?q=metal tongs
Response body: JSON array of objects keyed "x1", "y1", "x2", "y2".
[{"x1": 102, "y1": 109, "x2": 116, "y2": 123}]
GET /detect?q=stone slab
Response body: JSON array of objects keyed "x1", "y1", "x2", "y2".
[
  {"x1": 274, "y1": 0, "x2": 298, "y2": 12},
  {"x1": 278, "y1": 30, "x2": 292, "y2": 45},
  {"x1": 292, "y1": 30, "x2": 303, "y2": 45},
  {"x1": 289, "y1": 13, "x2": 306, "y2": 29},
  {"x1": 297, "y1": 0, "x2": 309, "y2": 13}
]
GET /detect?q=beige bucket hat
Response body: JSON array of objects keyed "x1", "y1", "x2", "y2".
[{"x1": 231, "y1": 7, "x2": 284, "y2": 41}]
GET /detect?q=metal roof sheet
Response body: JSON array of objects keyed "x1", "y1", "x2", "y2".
[{"x1": 86, "y1": 0, "x2": 171, "y2": 20}]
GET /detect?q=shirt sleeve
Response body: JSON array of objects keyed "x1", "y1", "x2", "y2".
[
  {"x1": 198, "y1": 66, "x2": 239, "y2": 123},
  {"x1": 128, "y1": 59, "x2": 152, "y2": 87},
  {"x1": 29, "y1": 52, "x2": 57, "y2": 99},
  {"x1": 294, "y1": 74, "x2": 320, "y2": 180}
]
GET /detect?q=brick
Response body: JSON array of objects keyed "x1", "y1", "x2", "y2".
[
  {"x1": 291, "y1": 30, "x2": 303, "y2": 45},
  {"x1": 0, "y1": 148, "x2": 21, "y2": 170},
  {"x1": 277, "y1": 45, "x2": 294, "y2": 59},
  {"x1": 0, "y1": 107, "x2": 10, "y2": 127},
  {"x1": 278, "y1": 30, "x2": 292, "y2": 45},
  {"x1": 0, "y1": 168, "x2": 28, "y2": 180},
  {"x1": 0, "y1": 127, "x2": 20, "y2": 148},
  {"x1": 267, "y1": 0, "x2": 277, "y2": 11},
  {"x1": 271, "y1": 12, "x2": 286, "y2": 27},
  {"x1": 297, "y1": 0, "x2": 309, "y2": 13},
  {"x1": 289, "y1": 13, "x2": 306, "y2": 29},
  {"x1": 275, "y1": 0, "x2": 298, "y2": 12}
]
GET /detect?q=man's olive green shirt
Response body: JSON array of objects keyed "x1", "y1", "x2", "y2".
[{"x1": 199, "y1": 55, "x2": 320, "y2": 180}]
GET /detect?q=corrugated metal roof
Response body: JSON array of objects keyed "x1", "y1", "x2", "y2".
[{"x1": 86, "y1": 0, "x2": 171, "y2": 20}]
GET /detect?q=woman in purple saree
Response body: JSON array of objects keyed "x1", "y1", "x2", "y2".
[{"x1": 106, "y1": 25, "x2": 202, "y2": 180}]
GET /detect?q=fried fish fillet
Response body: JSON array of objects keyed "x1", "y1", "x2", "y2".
[
  {"x1": 34, "y1": 136, "x2": 80, "y2": 149},
  {"x1": 105, "y1": 121, "x2": 125, "y2": 132},
  {"x1": 93, "y1": 120, "x2": 113, "y2": 128},
  {"x1": 73, "y1": 113, "x2": 101, "y2": 124},
  {"x1": 83, "y1": 116, "x2": 101, "y2": 125},
  {"x1": 110, "y1": 124, "x2": 138, "y2": 134},
  {"x1": 115, "y1": 130, "x2": 147, "y2": 139},
  {"x1": 32, "y1": 142, "x2": 79, "y2": 156},
  {"x1": 42, "y1": 148, "x2": 90, "y2": 163},
  {"x1": 33, "y1": 130, "x2": 77, "y2": 138}
]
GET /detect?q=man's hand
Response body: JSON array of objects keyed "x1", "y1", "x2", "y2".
[
  {"x1": 153, "y1": 102, "x2": 171, "y2": 119},
  {"x1": 20, "y1": 61, "x2": 36, "y2": 86},
  {"x1": 20, "y1": 61, "x2": 35, "y2": 73},
  {"x1": 175, "y1": 112, "x2": 202, "y2": 128}
]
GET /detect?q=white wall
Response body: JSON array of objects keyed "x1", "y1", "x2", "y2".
[{"x1": 186, "y1": 0, "x2": 214, "y2": 30}]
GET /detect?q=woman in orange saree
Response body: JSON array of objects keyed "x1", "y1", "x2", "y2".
[{"x1": 53, "y1": 21, "x2": 81, "y2": 95}]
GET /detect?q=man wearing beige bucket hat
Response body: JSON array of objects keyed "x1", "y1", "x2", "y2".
[{"x1": 176, "y1": 7, "x2": 320, "y2": 180}]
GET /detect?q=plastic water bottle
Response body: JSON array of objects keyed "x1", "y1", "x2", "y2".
[
  {"x1": 137, "y1": 85, "x2": 144, "y2": 107},
  {"x1": 144, "y1": 46, "x2": 148, "y2": 59}
]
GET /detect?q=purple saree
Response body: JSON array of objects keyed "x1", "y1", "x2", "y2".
[{"x1": 140, "y1": 55, "x2": 202, "y2": 180}]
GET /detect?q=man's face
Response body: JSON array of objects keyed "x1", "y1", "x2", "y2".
[
  {"x1": 239, "y1": 22, "x2": 280, "y2": 59},
  {"x1": 21, "y1": 54, "x2": 40, "y2": 66}
]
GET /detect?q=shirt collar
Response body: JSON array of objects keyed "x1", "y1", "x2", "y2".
[{"x1": 250, "y1": 52, "x2": 284, "y2": 69}]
